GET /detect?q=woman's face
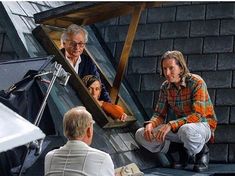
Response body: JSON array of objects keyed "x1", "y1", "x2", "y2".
[{"x1": 88, "y1": 80, "x2": 101, "y2": 100}]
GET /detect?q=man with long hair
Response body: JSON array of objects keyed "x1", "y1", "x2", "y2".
[{"x1": 135, "y1": 50, "x2": 217, "y2": 172}]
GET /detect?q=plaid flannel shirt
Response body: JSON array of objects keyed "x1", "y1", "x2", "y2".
[{"x1": 146, "y1": 73, "x2": 217, "y2": 142}]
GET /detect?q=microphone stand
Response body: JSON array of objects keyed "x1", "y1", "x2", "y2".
[{"x1": 18, "y1": 62, "x2": 67, "y2": 176}]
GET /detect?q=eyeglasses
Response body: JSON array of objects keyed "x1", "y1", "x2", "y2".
[{"x1": 68, "y1": 40, "x2": 86, "y2": 48}]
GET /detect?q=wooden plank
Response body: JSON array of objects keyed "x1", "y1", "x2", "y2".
[
  {"x1": 145, "y1": 1, "x2": 164, "y2": 8},
  {"x1": 43, "y1": 16, "x2": 84, "y2": 28},
  {"x1": 79, "y1": 6, "x2": 134, "y2": 26},
  {"x1": 66, "y1": 3, "x2": 132, "y2": 17},
  {"x1": 110, "y1": 4, "x2": 144, "y2": 104},
  {"x1": 34, "y1": 2, "x2": 163, "y2": 27},
  {"x1": 39, "y1": 18, "x2": 73, "y2": 28},
  {"x1": 34, "y1": 2, "x2": 99, "y2": 24},
  {"x1": 48, "y1": 31, "x2": 62, "y2": 39}
]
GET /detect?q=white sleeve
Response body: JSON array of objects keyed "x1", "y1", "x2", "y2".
[
  {"x1": 100, "y1": 154, "x2": 115, "y2": 176},
  {"x1": 44, "y1": 151, "x2": 53, "y2": 175}
]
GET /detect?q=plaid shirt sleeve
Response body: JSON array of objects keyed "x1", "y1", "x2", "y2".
[
  {"x1": 168, "y1": 79, "x2": 217, "y2": 133},
  {"x1": 145, "y1": 84, "x2": 168, "y2": 128}
]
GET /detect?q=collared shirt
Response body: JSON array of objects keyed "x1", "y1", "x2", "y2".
[
  {"x1": 66, "y1": 55, "x2": 81, "y2": 74},
  {"x1": 149, "y1": 73, "x2": 217, "y2": 140},
  {"x1": 44, "y1": 140, "x2": 114, "y2": 176}
]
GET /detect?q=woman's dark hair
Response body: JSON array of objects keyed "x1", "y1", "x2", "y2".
[{"x1": 82, "y1": 75, "x2": 100, "y2": 88}]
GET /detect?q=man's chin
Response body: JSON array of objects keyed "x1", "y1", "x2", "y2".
[
  {"x1": 168, "y1": 80, "x2": 177, "y2": 84},
  {"x1": 166, "y1": 78, "x2": 173, "y2": 82},
  {"x1": 71, "y1": 52, "x2": 81, "y2": 57}
]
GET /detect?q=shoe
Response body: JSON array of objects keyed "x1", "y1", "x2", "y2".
[
  {"x1": 193, "y1": 144, "x2": 209, "y2": 172},
  {"x1": 172, "y1": 149, "x2": 188, "y2": 169},
  {"x1": 155, "y1": 152, "x2": 172, "y2": 168},
  {"x1": 168, "y1": 142, "x2": 189, "y2": 169}
]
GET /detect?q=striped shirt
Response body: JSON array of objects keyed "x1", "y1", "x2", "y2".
[{"x1": 148, "y1": 73, "x2": 217, "y2": 142}]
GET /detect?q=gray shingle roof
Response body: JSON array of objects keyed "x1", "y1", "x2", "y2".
[{"x1": 0, "y1": 1, "x2": 70, "y2": 61}]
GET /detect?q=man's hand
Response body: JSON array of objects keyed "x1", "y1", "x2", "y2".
[
  {"x1": 154, "y1": 123, "x2": 171, "y2": 143},
  {"x1": 120, "y1": 113, "x2": 127, "y2": 122},
  {"x1": 97, "y1": 100, "x2": 104, "y2": 106},
  {"x1": 144, "y1": 123, "x2": 154, "y2": 142}
]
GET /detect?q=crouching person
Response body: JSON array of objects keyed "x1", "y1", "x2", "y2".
[
  {"x1": 44, "y1": 106, "x2": 114, "y2": 176},
  {"x1": 135, "y1": 50, "x2": 217, "y2": 172}
]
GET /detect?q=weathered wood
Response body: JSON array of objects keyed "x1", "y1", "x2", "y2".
[
  {"x1": 34, "y1": 2, "x2": 164, "y2": 27},
  {"x1": 110, "y1": 4, "x2": 144, "y2": 104},
  {"x1": 41, "y1": 19, "x2": 73, "y2": 28},
  {"x1": 34, "y1": 2, "x2": 98, "y2": 24},
  {"x1": 79, "y1": 6, "x2": 134, "y2": 26}
]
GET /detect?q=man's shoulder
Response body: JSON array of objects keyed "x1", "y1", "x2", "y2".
[
  {"x1": 185, "y1": 73, "x2": 207, "y2": 89},
  {"x1": 81, "y1": 53, "x2": 95, "y2": 65},
  {"x1": 187, "y1": 73, "x2": 204, "y2": 84},
  {"x1": 45, "y1": 148, "x2": 59, "y2": 158},
  {"x1": 81, "y1": 53, "x2": 91, "y2": 60},
  {"x1": 87, "y1": 147, "x2": 114, "y2": 175},
  {"x1": 89, "y1": 146, "x2": 111, "y2": 158}
]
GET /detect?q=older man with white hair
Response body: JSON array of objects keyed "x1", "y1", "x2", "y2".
[
  {"x1": 61, "y1": 24, "x2": 111, "y2": 102},
  {"x1": 44, "y1": 106, "x2": 114, "y2": 176}
]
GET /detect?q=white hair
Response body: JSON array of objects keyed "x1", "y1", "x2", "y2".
[
  {"x1": 61, "y1": 24, "x2": 88, "y2": 44},
  {"x1": 63, "y1": 106, "x2": 93, "y2": 139}
]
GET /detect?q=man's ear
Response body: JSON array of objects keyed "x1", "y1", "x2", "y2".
[{"x1": 87, "y1": 126, "x2": 92, "y2": 138}]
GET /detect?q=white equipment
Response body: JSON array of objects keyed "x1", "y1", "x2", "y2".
[{"x1": 0, "y1": 102, "x2": 45, "y2": 153}]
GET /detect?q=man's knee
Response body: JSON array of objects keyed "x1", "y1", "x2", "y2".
[
  {"x1": 178, "y1": 124, "x2": 197, "y2": 141},
  {"x1": 135, "y1": 127, "x2": 145, "y2": 144},
  {"x1": 178, "y1": 124, "x2": 207, "y2": 155}
]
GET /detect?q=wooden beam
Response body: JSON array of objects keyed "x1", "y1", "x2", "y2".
[
  {"x1": 110, "y1": 4, "x2": 144, "y2": 104},
  {"x1": 41, "y1": 18, "x2": 73, "y2": 28},
  {"x1": 34, "y1": 2, "x2": 156, "y2": 27},
  {"x1": 80, "y1": 6, "x2": 134, "y2": 26},
  {"x1": 34, "y1": 2, "x2": 99, "y2": 24}
]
